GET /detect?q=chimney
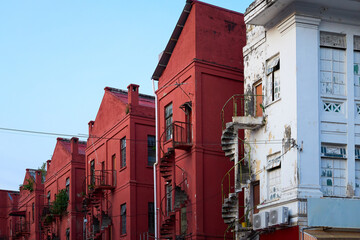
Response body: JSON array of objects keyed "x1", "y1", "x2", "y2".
[
  {"x1": 71, "y1": 137, "x2": 79, "y2": 155},
  {"x1": 88, "y1": 121, "x2": 94, "y2": 134},
  {"x1": 127, "y1": 84, "x2": 139, "y2": 106},
  {"x1": 36, "y1": 170, "x2": 42, "y2": 185},
  {"x1": 46, "y1": 160, "x2": 51, "y2": 171}
]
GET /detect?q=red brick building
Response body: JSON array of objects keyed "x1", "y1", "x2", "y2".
[
  {"x1": 42, "y1": 137, "x2": 86, "y2": 240},
  {"x1": 0, "y1": 190, "x2": 19, "y2": 240},
  {"x1": 84, "y1": 85, "x2": 155, "y2": 239},
  {"x1": 15, "y1": 169, "x2": 44, "y2": 240},
  {"x1": 152, "y1": 1, "x2": 245, "y2": 239}
]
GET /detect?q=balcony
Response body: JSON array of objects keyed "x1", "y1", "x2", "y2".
[
  {"x1": 160, "y1": 121, "x2": 192, "y2": 157},
  {"x1": 88, "y1": 170, "x2": 116, "y2": 192},
  {"x1": 221, "y1": 94, "x2": 264, "y2": 131},
  {"x1": 14, "y1": 221, "x2": 30, "y2": 236}
]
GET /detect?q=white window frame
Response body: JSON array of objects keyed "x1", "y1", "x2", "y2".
[
  {"x1": 266, "y1": 55, "x2": 280, "y2": 105},
  {"x1": 266, "y1": 152, "x2": 281, "y2": 201},
  {"x1": 320, "y1": 144, "x2": 347, "y2": 197}
]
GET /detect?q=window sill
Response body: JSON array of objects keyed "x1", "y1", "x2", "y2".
[
  {"x1": 265, "y1": 98, "x2": 281, "y2": 109},
  {"x1": 321, "y1": 95, "x2": 347, "y2": 101},
  {"x1": 119, "y1": 166, "x2": 127, "y2": 172},
  {"x1": 120, "y1": 233, "x2": 127, "y2": 238}
]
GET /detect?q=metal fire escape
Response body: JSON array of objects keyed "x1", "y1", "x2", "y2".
[
  {"x1": 83, "y1": 170, "x2": 115, "y2": 240},
  {"x1": 220, "y1": 94, "x2": 264, "y2": 239},
  {"x1": 158, "y1": 121, "x2": 191, "y2": 239}
]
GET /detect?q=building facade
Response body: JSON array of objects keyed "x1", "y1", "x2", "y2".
[
  {"x1": 13, "y1": 169, "x2": 44, "y2": 240},
  {"x1": 221, "y1": 0, "x2": 360, "y2": 239},
  {"x1": 0, "y1": 190, "x2": 19, "y2": 240},
  {"x1": 83, "y1": 85, "x2": 155, "y2": 239},
  {"x1": 152, "y1": 1, "x2": 246, "y2": 239},
  {"x1": 42, "y1": 137, "x2": 86, "y2": 240}
]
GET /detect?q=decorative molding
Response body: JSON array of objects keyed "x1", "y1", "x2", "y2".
[{"x1": 277, "y1": 14, "x2": 321, "y2": 34}]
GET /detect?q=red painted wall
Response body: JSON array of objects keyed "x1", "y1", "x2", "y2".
[
  {"x1": 0, "y1": 190, "x2": 19, "y2": 240},
  {"x1": 85, "y1": 85, "x2": 155, "y2": 239},
  {"x1": 260, "y1": 226, "x2": 300, "y2": 240},
  {"x1": 156, "y1": 1, "x2": 245, "y2": 239},
  {"x1": 17, "y1": 169, "x2": 44, "y2": 240},
  {"x1": 43, "y1": 137, "x2": 86, "y2": 240}
]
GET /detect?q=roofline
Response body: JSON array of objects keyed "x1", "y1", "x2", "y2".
[
  {"x1": 151, "y1": 0, "x2": 194, "y2": 81},
  {"x1": 151, "y1": 0, "x2": 244, "y2": 81},
  {"x1": 56, "y1": 137, "x2": 87, "y2": 145},
  {"x1": 105, "y1": 86, "x2": 155, "y2": 101}
]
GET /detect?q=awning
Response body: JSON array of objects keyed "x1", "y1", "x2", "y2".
[
  {"x1": 9, "y1": 210, "x2": 26, "y2": 216},
  {"x1": 304, "y1": 229, "x2": 360, "y2": 240}
]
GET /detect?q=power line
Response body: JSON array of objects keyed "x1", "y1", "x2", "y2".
[{"x1": 0, "y1": 126, "x2": 285, "y2": 145}]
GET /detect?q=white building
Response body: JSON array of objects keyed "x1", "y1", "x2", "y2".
[{"x1": 221, "y1": 0, "x2": 360, "y2": 239}]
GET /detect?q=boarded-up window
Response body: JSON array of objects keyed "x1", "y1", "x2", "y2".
[{"x1": 321, "y1": 144, "x2": 347, "y2": 196}]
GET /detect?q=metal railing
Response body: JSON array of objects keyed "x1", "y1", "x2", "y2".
[
  {"x1": 221, "y1": 94, "x2": 263, "y2": 130},
  {"x1": 87, "y1": 170, "x2": 116, "y2": 191},
  {"x1": 14, "y1": 221, "x2": 30, "y2": 235},
  {"x1": 159, "y1": 121, "x2": 192, "y2": 157}
]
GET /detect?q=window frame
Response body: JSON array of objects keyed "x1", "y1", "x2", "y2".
[
  {"x1": 165, "y1": 103, "x2": 173, "y2": 141},
  {"x1": 148, "y1": 202, "x2": 155, "y2": 234},
  {"x1": 120, "y1": 137, "x2": 126, "y2": 168},
  {"x1": 266, "y1": 55, "x2": 280, "y2": 105},
  {"x1": 147, "y1": 135, "x2": 156, "y2": 166},
  {"x1": 120, "y1": 203, "x2": 127, "y2": 235},
  {"x1": 65, "y1": 177, "x2": 70, "y2": 197},
  {"x1": 320, "y1": 144, "x2": 347, "y2": 197}
]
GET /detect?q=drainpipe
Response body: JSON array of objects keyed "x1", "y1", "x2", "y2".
[{"x1": 152, "y1": 79, "x2": 159, "y2": 239}]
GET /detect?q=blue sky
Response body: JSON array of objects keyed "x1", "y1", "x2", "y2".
[{"x1": 0, "y1": 0, "x2": 252, "y2": 191}]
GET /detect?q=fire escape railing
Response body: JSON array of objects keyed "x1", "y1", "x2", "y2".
[
  {"x1": 159, "y1": 165, "x2": 188, "y2": 218},
  {"x1": 14, "y1": 221, "x2": 30, "y2": 235},
  {"x1": 159, "y1": 121, "x2": 192, "y2": 157},
  {"x1": 221, "y1": 94, "x2": 263, "y2": 130},
  {"x1": 87, "y1": 170, "x2": 116, "y2": 191}
]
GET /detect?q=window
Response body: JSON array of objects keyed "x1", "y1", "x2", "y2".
[
  {"x1": 354, "y1": 36, "x2": 360, "y2": 97},
  {"x1": 166, "y1": 184, "x2": 172, "y2": 215},
  {"x1": 121, "y1": 137, "x2": 126, "y2": 168},
  {"x1": 120, "y1": 203, "x2": 126, "y2": 235},
  {"x1": 32, "y1": 202, "x2": 34, "y2": 223},
  {"x1": 47, "y1": 191, "x2": 51, "y2": 205},
  {"x1": 255, "y1": 82, "x2": 263, "y2": 117},
  {"x1": 355, "y1": 147, "x2": 360, "y2": 196},
  {"x1": 252, "y1": 181, "x2": 260, "y2": 214},
  {"x1": 148, "y1": 135, "x2": 156, "y2": 166},
  {"x1": 268, "y1": 167, "x2": 281, "y2": 201},
  {"x1": 320, "y1": 32, "x2": 346, "y2": 96},
  {"x1": 90, "y1": 160, "x2": 95, "y2": 185},
  {"x1": 165, "y1": 103, "x2": 173, "y2": 141},
  {"x1": 180, "y1": 207, "x2": 187, "y2": 235},
  {"x1": 66, "y1": 178, "x2": 70, "y2": 197},
  {"x1": 112, "y1": 154, "x2": 116, "y2": 184},
  {"x1": 66, "y1": 228, "x2": 70, "y2": 240},
  {"x1": 321, "y1": 144, "x2": 347, "y2": 196},
  {"x1": 266, "y1": 55, "x2": 280, "y2": 103},
  {"x1": 148, "y1": 202, "x2": 154, "y2": 234}
]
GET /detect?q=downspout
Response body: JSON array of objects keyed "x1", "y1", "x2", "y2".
[{"x1": 152, "y1": 79, "x2": 159, "y2": 239}]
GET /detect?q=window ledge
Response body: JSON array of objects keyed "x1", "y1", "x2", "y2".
[
  {"x1": 119, "y1": 166, "x2": 127, "y2": 172},
  {"x1": 265, "y1": 98, "x2": 281, "y2": 108},
  {"x1": 120, "y1": 233, "x2": 127, "y2": 238},
  {"x1": 321, "y1": 95, "x2": 347, "y2": 101}
]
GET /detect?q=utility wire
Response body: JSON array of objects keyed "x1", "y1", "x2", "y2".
[{"x1": 0, "y1": 126, "x2": 285, "y2": 145}]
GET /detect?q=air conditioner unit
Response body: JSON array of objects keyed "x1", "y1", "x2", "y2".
[
  {"x1": 253, "y1": 211, "x2": 269, "y2": 230},
  {"x1": 268, "y1": 207, "x2": 289, "y2": 226}
]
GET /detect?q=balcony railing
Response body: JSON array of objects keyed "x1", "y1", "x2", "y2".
[
  {"x1": 160, "y1": 121, "x2": 192, "y2": 157},
  {"x1": 221, "y1": 94, "x2": 263, "y2": 130},
  {"x1": 88, "y1": 170, "x2": 116, "y2": 192},
  {"x1": 14, "y1": 221, "x2": 30, "y2": 235}
]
